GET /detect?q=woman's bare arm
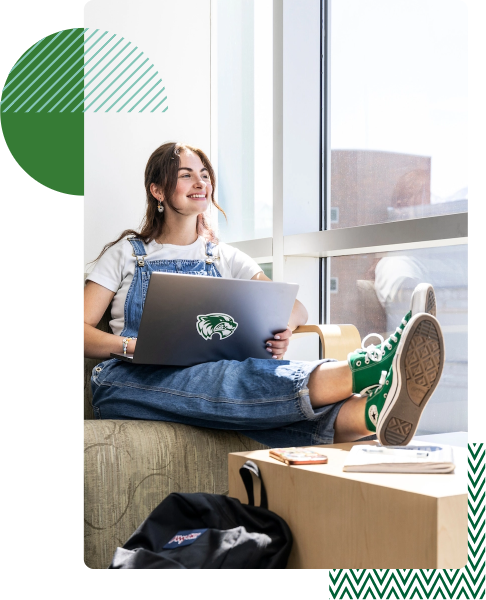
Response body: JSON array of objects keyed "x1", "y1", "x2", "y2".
[
  {"x1": 251, "y1": 271, "x2": 308, "y2": 359},
  {"x1": 84, "y1": 281, "x2": 137, "y2": 359}
]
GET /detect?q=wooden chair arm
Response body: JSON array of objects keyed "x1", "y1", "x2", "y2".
[{"x1": 292, "y1": 324, "x2": 361, "y2": 361}]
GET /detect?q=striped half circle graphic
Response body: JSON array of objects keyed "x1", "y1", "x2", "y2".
[
  {"x1": 1, "y1": 28, "x2": 168, "y2": 113},
  {"x1": 1, "y1": 28, "x2": 169, "y2": 195}
]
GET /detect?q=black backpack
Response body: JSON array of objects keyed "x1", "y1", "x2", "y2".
[{"x1": 109, "y1": 461, "x2": 292, "y2": 569}]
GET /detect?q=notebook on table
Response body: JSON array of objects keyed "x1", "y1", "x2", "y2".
[{"x1": 342, "y1": 442, "x2": 455, "y2": 474}]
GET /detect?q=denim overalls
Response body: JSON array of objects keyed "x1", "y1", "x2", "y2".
[{"x1": 91, "y1": 238, "x2": 343, "y2": 447}]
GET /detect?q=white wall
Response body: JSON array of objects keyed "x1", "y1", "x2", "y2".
[{"x1": 84, "y1": 0, "x2": 211, "y2": 267}]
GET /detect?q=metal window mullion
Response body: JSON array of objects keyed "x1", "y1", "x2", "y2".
[
  {"x1": 320, "y1": 0, "x2": 331, "y2": 336},
  {"x1": 324, "y1": 0, "x2": 331, "y2": 326},
  {"x1": 272, "y1": 0, "x2": 284, "y2": 282},
  {"x1": 283, "y1": 213, "x2": 468, "y2": 258},
  {"x1": 227, "y1": 237, "x2": 273, "y2": 259},
  {"x1": 321, "y1": 0, "x2": 331, "y2": 234}
]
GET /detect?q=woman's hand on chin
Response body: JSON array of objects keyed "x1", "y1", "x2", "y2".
[{"x1": 265, "y1": 326, "x2": 292, "y2": 360}]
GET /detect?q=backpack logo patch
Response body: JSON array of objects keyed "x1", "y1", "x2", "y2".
[
  {"x1": 163, "y1": 529, "x2": 208, "y2": 549},
  {"x1": 196, "y1": 313, "x2": 238, "y2": 341}
]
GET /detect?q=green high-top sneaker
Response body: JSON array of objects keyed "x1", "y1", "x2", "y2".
[
  {"x1": 364, "y1": 313, "x2": 445, "y2": 446},
  {"x1": 364, "y1": 369, "x2": 390, "y2": 432},
  {"x1": 410, "y1": 282, "x2": 436, "y2": 317},
  {"x1": 348, "y1": 314, "x2": 409, "y2": 396},
  {"x1": 348, "y1": 283, "x2": 436, "y2": 395}
]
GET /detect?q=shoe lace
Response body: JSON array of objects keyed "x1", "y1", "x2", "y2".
[
  {"x1": 384, "y1": 317, "x2": 408, "y2": 349},
  {"x1": 357, "y1": 317, "x2": 408, "y2": 364},
  {"x1": 360, "y1": 333, "x2": 385, "y2": 362},
  {"x1": 362, "y1": 371, "x2": 388, "y2": 397}
]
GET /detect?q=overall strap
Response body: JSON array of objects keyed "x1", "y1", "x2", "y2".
[
  {"x1": 205, "y1": 241, "x2": 219, "y2": 264},
  {"x1": 127, "y1": 237, "x2": 147, "y2": 267}
]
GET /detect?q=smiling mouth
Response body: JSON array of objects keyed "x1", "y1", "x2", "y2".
[{"x1": 187, "y1": 194, "x2": 207, "y2": 200}]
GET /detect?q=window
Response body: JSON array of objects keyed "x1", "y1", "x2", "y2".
[
  {"x1": 259, "y1": 262, "x2": 273, "y2": 280},
  {"x1": 330, "y1": 0, "x2": 467, "y2": 229},
  {"x1": 330, "y1": 207, "x2": 339, "y2": 224},
  {"x1": 324, "y1": 0, "x2": 468, "y2": 434},
  {"x1": 216, "y1": 0, "x2": 273, "y2": 242},
  {"x1": 329, "y1": 245, "x2": 467, "y2": 435}
]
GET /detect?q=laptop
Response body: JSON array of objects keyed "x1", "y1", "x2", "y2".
[{"x1": 110, "y1": 272, "x2": 299, "y2": 366}]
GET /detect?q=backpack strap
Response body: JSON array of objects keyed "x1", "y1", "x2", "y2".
[{"x1": 239, "y1": 460, "x2": 268, "y2": 509}]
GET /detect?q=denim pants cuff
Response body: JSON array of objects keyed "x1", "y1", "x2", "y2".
[
  {"x1": 294, "y1": 358, "x2": 345, "y2": 445},
  {"x1": 294, "y1": 358, "x2": 336, "y2": 419}
]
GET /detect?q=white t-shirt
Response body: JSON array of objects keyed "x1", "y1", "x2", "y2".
[{"x1": 86, "y1": 236, "x2": 263, "y2": 336}]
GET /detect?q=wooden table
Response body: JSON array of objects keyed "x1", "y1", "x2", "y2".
[{"x1": 228, "y1": 439, "x2": 467, "y2": 569}]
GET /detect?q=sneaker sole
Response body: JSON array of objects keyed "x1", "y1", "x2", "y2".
[
  {"x1": 376, "y1": 314, "x2": 444, "y2": 446},
  {"x1": 410, "y1": 283, "x2": 436, "y2": 317}
]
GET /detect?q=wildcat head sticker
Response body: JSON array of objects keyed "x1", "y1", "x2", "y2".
[{"x1": 196, "y1": 314, "x2": 238, "y2": 341}]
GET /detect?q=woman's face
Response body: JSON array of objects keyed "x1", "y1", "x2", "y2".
[{"x1": 171, "y1": 150, "x2": 212, "y2": 215}]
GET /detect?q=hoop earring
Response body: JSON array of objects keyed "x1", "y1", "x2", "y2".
[{"x1": 157, "y1": 199, "x2": 164, "y2": 213}]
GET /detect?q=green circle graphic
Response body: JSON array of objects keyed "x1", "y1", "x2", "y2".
[{"x1": 1, "y1": 28, "x2": 168, "y2": 196}]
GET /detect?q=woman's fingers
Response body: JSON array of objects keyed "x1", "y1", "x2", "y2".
[
  {"x1": 273, "y1": 326, "x2": 292, "y2": 340},
  {"x1": 266, "y1": 348, "x2": 287, "y2": 357},
  {"x1": 266, "y1": 339, "x2": 288, "y2": 349},
  {"x1": 266, "y1": 339, "x2": 290, "y2": 360},
  {"x1": 264, "y1": 326, "x2": 292, "y2": 358},
  {"x1": 265, "y1": 326, "x2": 292, "y2": 346}
]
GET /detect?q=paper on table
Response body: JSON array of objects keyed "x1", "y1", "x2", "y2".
[{"x1": 343, "y1": 442, "x2": 455, "y2": 474}]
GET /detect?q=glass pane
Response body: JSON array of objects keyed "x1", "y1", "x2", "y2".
[
  {"x1": 258, "y1": 262, "x2": 273, "y2": 280},
  {"x1": 330, "y1": 0, "x2": 467, "y2": 229},
  {"x1": 329, "y1": 245, "x2": 467, "y2": 434},
  {"x1": 217, "y1": 0, "x2": 273, "y2": 242}
]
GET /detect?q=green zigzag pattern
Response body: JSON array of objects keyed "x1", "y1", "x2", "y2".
[
  {"x1": 330, "y1": 443, "x2": 485, "y2": 599},
  {"x1": 1, "y1": 28, "x2": 168, "y2": 114}
]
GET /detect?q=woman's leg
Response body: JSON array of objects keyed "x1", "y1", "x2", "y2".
[
  {"x1": 307, "y1": 360, "x2": 352, "y2": 406},
  {"x1": 91, "y1": 357, "x2": 361, "y2": 446},
  {"x1": 306, "y1": 360, "x2": 372, "y2": 443},
  {"x1": 332, "y1": 394, "x2": 370, "y2": 443}
]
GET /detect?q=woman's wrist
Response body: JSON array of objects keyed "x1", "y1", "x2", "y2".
[
  {"x1": 127, "y1": 339, "x2": 137, "y2": 353},
  {"x1": 122, "y1": 337, "x2": 137, "y2": 354}
]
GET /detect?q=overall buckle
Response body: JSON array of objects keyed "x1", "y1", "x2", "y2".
[
  {"x1": 133, "y1": 254, "x2": 147, "y2": 266},
  {"x1": 205, "y1": 255, "x2": 219, "y2": 265}
]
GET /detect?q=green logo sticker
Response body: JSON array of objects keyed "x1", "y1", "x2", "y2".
[{"x1": 196, "y1": 314, "x2": 238, "y2": 341}]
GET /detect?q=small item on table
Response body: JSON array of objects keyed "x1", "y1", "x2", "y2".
[{"x1": 269, "y1": 447, "x2": 328, "y2": 466}]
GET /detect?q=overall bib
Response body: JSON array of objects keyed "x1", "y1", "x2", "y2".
[{"x1": 91, "y1": 238, "x2": 344, "y2": 447}]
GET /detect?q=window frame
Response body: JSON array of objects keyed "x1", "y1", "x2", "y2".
[{"x1": 224, "y1": 0, "x2": 468, "y2": 303}]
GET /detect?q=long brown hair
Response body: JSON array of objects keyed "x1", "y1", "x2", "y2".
[{"x1": 93, "y1": 142, "x2": 226, "y2": 261}]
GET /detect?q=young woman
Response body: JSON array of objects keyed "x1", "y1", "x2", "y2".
[{"x1": 85, "y1": 142, "x2": 444, "y2": 447}]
